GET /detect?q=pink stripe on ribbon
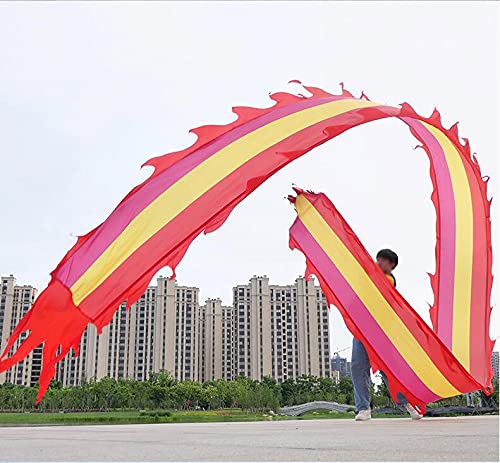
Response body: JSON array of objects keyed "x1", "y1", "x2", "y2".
[
  {"x1": 291, "y1": 219, "x2": 442, "y2": 403},
  {"x1": 401, "y1": 118, "x2": 456, "y2": 348}
]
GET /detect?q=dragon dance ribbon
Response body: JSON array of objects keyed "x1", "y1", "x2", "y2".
[
  {"x1": 289, "y1": 189, "x2": 489, "y2": 413},
  {"x1": 0, "y1": 83, "x2": 493, "y2": 403}
]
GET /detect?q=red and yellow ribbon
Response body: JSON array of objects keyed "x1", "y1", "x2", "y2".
[
  {"x1": 0, "y1": 83, "x2": 493, "y2": 404},
  {"x1": 289, "y1": 189, "x2": 488, "y2": 412}
]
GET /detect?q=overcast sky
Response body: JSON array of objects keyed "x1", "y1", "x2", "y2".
[{"x1": 0, "y1": 1, "x2": 498, "y2": 358}]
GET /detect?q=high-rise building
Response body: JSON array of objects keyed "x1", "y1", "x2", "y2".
[
  {"x1": 0, "y1": 275, "x2": 40, "y2": 386},
  {"x1": 491, "y1": 351, "x2": 499, "y2": 380},
  {"x1": 1, "y1": 274, "x2": 331, "y2": 387},
  {"x1": 198, "y1": 299, "x2": 233, "y2": 382},
  {"x1": 57, "y1": 277, "x2": 200, "y2": 385},
  {"x1": 331, "y1": 354, "x2": 351, "y2": 378},
  {"x1": 330, "y1": 370, "x2": 340, "y2": 384},
  {"x1": 233, "y1": 275, "x2": 331, "y2": 381},
  {"x1": 154, "y1": 277, "x2": 200, "y2": 381}
]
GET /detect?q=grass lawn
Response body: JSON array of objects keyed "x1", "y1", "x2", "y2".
[
  {"x1": 0, "y1": 408, "x2": 412, "y2": 426},
  {"x1": 0, "y1": 409, "x2": 286, "y2": 426}
]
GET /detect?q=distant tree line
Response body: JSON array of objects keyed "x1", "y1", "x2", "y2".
[
  {"x1": 0, "y1": 371, "x2": 496, "y2": 412},
  {"x1": 0, "y1": 372, "x2": 353, "y2": 412}
]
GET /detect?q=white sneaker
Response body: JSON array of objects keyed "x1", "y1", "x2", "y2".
[
  {"x1": 355, "y1": 409, "x2": 371, "y2": 421},
  {"x1": 404, "y1": 403, "x2": 423, "y2": 420}
]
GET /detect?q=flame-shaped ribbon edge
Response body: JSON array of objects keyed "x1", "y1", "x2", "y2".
[{"x1": 0, "y1": 82, "x2": 494, "y2": 404}]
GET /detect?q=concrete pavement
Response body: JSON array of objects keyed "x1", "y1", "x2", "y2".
[{"x1": 0, "y1": 416, "x2": 497, "y2": 461}]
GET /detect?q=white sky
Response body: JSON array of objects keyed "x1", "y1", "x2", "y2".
[{"x1": 0, "y1": 1, "x2": 498, "y2": 359}]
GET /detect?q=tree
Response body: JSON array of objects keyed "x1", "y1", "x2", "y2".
[
  {"x1": 372, "y1": 374, "x2": 393, "y2": 408},
  {"x1": 337, "y1": 375, "x2": 354, "y2": 405},
  {"x1": 149, "y1": 370, "x2": 176, "y2": 388},
  {"x1": 150, "y1": 385, "x2": 168, "y2": 409},
  {"x1": 49, "y1": 379, "x2": 63, "y2": 390}
]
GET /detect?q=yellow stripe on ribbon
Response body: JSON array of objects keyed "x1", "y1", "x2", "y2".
[
  {"x1": 421, "y1": 122, "x2": 473, "y2": 370},
  {"x1": 295, "y1": 194, "x2": 461, "y2": 398},
  {"x1": 71, "y1": 98, "x2": 380, "y2": 305}
]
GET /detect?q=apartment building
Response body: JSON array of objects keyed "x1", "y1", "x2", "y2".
[
  {"x1": 233, "y1": 275, "x2": 331, "y2": 381},
  {"x1": 0, "y1": 275, "x2": 40, "y2": 386},
  {"x1": 1, "y1": 274, "x2": 331, "y2": 386}
]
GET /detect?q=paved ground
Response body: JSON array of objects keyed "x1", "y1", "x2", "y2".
[{"x1": 0, "y1": 416, "x2": 497, "y2": 461}]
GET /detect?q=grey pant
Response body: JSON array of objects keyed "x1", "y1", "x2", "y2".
[{"x1": 351, "y1": 338, "x2": 407, "y2": 411}]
